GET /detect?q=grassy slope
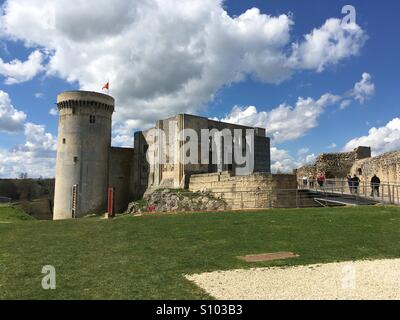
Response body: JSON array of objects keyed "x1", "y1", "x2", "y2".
[
  {"x1": 0, "y1": 206, "x2": 400, "y2": 300},
  {"x1": 0, "y1": 205, "x2": 34, "y2": 223}
]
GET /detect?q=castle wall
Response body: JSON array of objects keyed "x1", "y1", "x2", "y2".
[
  {"x1": 109, "y1": 147, "x2": 135, "y2": 213},
  {"x1": 132, "y1": 130, "x2": 151, "y2": 200},
  {"x1": 189, "y1": 172, "x2": 297, "y2": 210},
  {"x1": 132, "y1": 114, "x2": 271, "y2": 197},
  {"x1": 351, "y1": 151, "x2": 400, "y2": 184},
  {"x1": 295, "y1": 147, "x2": 400, "y2": 186},
  {"x1": 54, "y1": 91, "x2": 114, "y2": 220},
  {"x1": 295, "y1": 147, "x2": 372, "y2": 180}
]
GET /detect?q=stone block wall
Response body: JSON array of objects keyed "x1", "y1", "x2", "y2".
[
  {"x1": 295, "y1": 147, "x2": 400, "y2": 185},
  {"x1": 295, "y1": 146, "x2": 372, "y2": 180},
  {"x1": 109, "y1": 147, "x2": 135, "y2": 213},
  {"x1": 189, "y1": 172, "x2": 298, "y2": 210},
  {"x1": 351, "y1": 151, "x2": 400, "y2": 184}
]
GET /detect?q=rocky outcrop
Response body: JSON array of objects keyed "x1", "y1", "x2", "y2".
[{"x1": 126, "y1": 189, "x2": 228, "y2": 215}]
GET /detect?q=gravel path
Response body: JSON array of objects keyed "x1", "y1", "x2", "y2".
[{"x1": 186, "y1": 259, "x2": 400, "y2": 300}]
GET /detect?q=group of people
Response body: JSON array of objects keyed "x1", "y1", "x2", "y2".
[
  {"x1": 346, "y1": 174, "x2": 381, "y2": 196},
  {"x1": 302, "y1": 173, "x2": 326, "y2": 189},
  {"x1": 302, "y1": 172, "x2": 382, "y2": 197},
  {"x1": 347, "y1": 174, "x2": 361, "y2": 194}
]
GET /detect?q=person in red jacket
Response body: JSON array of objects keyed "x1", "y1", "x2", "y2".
[{"x1": 317, "y1": 173, "x2": 326, "y2": 188}]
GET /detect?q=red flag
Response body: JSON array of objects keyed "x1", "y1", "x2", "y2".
[{"x1": 102, "y1": 82, "x2": 109, "y2": 90}]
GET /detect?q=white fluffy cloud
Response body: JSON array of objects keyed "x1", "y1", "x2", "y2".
[
  {"x1": 0, "y1": 50, "x2": 44, "y2": 84},
  {"x1": 0, "y1": 90, "x2": 56, "y2": 178},
  {"x1": 344, "y1": 118, "x2": 400, "y2": 156},
  {"x1": 219, "y1": 93, "x2": 340, "y2": 144},
  {"x1": 49, "y1": 108, "x2": 58, "y2": 116},
  {"x1": 271, "y1": 147, "x2": 315, "y2": 173},
  {"x1": 0, "y1": 122, "x2": 57, "y2": 178},
  {"x1": 352, "y1": 72, "x2": 375, "y2": 104},
  {"x1": 219, "y1": 73, "x2": 375, "y2": 146},
  {"x1": 219, "y1": 73, "x2": 374, "y2": 172},
  {"x1": 289, "y1": 18, "x2": 367, "y2": 72},
  {"x1": 0, "y1": 90, "x2": 26, "y2": 132},
  {"x1": 0, "y1": 0, "x2": 367, "y2": 134}
]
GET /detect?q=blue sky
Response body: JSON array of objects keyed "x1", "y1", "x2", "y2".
[{"x1": 0, "y1": 0, "x2": 399, "y2": 177}]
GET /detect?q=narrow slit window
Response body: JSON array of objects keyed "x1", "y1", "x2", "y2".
[
  {"x1": 63, "y1": 138, "x2": 66, "y2": 144},
  {"x1": 73, "y1": 157, "x2": 78, "y2": 164}
]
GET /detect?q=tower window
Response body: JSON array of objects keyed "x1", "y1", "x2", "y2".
[
  {"x1": 63, "y1": 138, "x2": 66, "y2": 144},
  {"x1": 73, "y1": 157, "x2": 78, "y2": 164},
  {"x1": 89, "y1": 115, "x2": 96, "y2": 124}
]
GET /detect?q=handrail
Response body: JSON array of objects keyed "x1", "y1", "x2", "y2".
[
  {"x1": 0, "y1": 196, "x2": 12, "y2": 204},
  {"x1": 297, "y1": 179, "x2": 400, "y2": 205}
]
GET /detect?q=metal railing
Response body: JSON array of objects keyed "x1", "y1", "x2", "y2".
[
  {"x1": 298, "y1": 178, "x2": 400, "y2": 206},
  {"x1": 137, "y1": 182, "x2": 400, "y2": 214},
  {"x1": 0, "y1": 196, "x2": 12, "y2": 205}
]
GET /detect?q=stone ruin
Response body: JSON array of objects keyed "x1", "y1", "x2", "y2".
[
  {"x1": 295, "y1": 146, "x2": 400, "y2": 184},
  {"x1": 350, "y1": 151, "x2": 400, "y2": 184}
]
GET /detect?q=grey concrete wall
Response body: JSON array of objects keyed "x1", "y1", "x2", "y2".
[
  {"x1": 109, "y1": 147, "x2": 134, "y2": 213},
  {"x1": 132, "y1": 131, "x2": 151, "y2": 200},
  {"x1": 53, "y1": 91, "x2": 114, "y2": 220}
]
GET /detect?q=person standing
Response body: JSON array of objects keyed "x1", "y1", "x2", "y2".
[
  {"x1": 352, "y1": 175, "x2": 360, "y2": 194},
  {"x1": 371, "y1": 174, "x2": 381, "y2": 197},
  {"x1": 347, "y1": 175, "x2": 354, "y2": 194},
  {"x1": 317, "y1": 173, "x2": 326, "y2": 188},
  {"x1": 302, "y1": 176, "x2": 308, "y2": 189},
  {"x1": 309, "y1": 175, "x2": 315, "y2": 189}
]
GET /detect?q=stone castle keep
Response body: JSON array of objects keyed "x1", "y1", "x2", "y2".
[
  {"x1": 53, "y1": 91, "x2": 277, "y2": 220},
  {"x1": 53, "y1": 91, "x2": 399, "y2": 220}
]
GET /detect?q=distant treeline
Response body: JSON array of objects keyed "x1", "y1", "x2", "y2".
[{"x1": 0, "y1": 179, "x2": 55, "y2": 220}]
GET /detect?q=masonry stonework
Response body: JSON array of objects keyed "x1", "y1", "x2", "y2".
[
  {"x1": 295, "y1": 147, "x2": 400, "y2": 185},
  {"x1": 295, "y1": 147, "x2": 372, "y2": 180},
  {"x1": 351, "y1": 151, "x2": 400, "y2": 184},
  {"x1": 131, "y1": 114, "x2": 271, "y2": 199},
  {"x1": 54, "y1": 91, "x2": 114, "y2": 220},
  {"x1": 53, "y1": 91, "x2": 272, "y2": 219},
  {"x1": 189, "y1": 172, "x2": 298, "y2": 210}
]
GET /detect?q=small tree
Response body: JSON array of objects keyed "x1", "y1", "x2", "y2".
[{"x1": 19, "y1": 172, "x2": 28, "y2": 180}]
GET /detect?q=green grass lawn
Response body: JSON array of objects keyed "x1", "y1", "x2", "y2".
[
  {"x1": 0, "y1": 205, "x2": 34, "y2": 223},
  {"x1": 0, "y1": 205, "x2": 400, "y2": 300}
]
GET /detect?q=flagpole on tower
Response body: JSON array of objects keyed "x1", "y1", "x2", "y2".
[{"x1": 102, "y1": 81, "x2": 110, "y2": 95}]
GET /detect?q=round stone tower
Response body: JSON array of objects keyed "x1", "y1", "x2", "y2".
[{"x1": 53, "y1": 91, "x2": 115, "y2": 220}]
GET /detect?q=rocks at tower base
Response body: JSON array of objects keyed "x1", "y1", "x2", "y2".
[{"x1": 126, "y1": 189, "x2": 228, "y2": 215}]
